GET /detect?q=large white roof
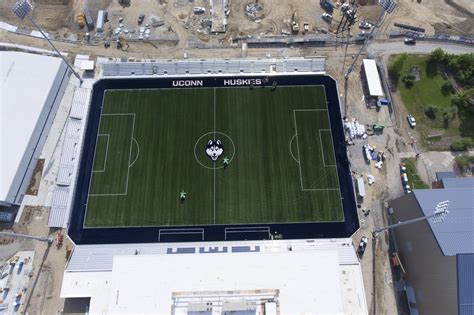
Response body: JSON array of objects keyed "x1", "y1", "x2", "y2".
[
  {"x1": 363, "y1": 59, "x2": 384, "y2": 97},
  {"x1": 61, "y1": 239, "x2": 368, "y2": 314},
  {"x1": 0, "y1": 51, "x2": 63, "y2": 203}
]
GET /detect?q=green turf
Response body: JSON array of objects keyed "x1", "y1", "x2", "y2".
[{"x1": 84, "y1": 86, "x2": 344, "y2": 227}]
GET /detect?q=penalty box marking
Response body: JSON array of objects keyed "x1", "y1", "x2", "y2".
[
  {"x1": 92, "y1": 134, "x2": 110, "y2": 173},
  {"x1": 319, "y1": 129, "x2": 336, "y2": 167},
  {"x1": 293, "y1": 109, "x2": 338, "y2": 192},
  {"x1": 89, "y1": 113, "x2": 136, "y2": 197}
]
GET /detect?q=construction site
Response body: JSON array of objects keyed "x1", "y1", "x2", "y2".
[{"x1": 0, "y1": 0, "x2": 473, "y2": 314}]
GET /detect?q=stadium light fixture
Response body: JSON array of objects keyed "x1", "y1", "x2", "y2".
[
  {"x1": 373, "y1": 200, "x2": 449, "y2": 237},
  {"x1": 12, "y1": 0, "x2": 83, "y2": 84}
]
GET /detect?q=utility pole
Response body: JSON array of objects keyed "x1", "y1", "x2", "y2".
[
  {"x1": 12, "y1": 0, "x2": 83, "y2": 84},
  {"x1": 373, "y1": 200, "x2": 450, "y2": 237}
]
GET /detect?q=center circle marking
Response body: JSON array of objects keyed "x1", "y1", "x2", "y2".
[{"x1": 194, "y1": 131, "x2": 236, "y2": 170}]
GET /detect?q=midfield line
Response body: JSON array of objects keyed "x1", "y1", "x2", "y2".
[{"x1": 213, "y1": 88, "x2": 216, "y2": 225}]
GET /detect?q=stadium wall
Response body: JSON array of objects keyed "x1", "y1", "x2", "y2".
[{"x1": 68, "y1": 74, "x2": 359, "y2": 244}]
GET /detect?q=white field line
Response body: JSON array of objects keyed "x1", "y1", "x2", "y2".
[
  {"x1": 293, "y1": 109, "x2": 339, "y2": 192},
  {"x1": 92, "y1": 134, "x2": 110, "y2": 173},
  {"x1": 318, "y1": 129, "x2": 336, "y2": 167},
  {"x1": 213, "y1": 88, "x2": 216, "y2": 225},
  {"x1": 89, "y1": 113, "x2": 136, "y2": 197},
  {"x1": 129, "y1": 138, "x2": 140, "y2": 168},
  {"x1": 85, "y1": 91, "x2": 107, "y2": 209},
  {"x1": 322, "y1": 87, "x2": 345, "y2": 212},
  {"x1": 289, "y1": 134, "x2": 300, "y2": 163}
]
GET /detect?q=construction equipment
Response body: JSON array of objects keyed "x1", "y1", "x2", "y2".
[
  {"x1": 291, "y1": 11, "x2": 299, "y2": 33},
  {"x1": 116, "y1": 37, "x2": 129, "y2": 51},
  {"x1": 77, "y1": 12, "x2": 86, "y2": 28},
  {"x1": 56, "y1": 232, "x2": 63, "y2": 249},
  {"x1": 303, "y1": 22, "x2": 309, "y2": 33},
  {"x1": 118, "y1": 0, "x2": 131, "y2": 7}
]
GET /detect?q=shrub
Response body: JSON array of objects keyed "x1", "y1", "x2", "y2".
[
  {"x1": 450, "y1": 137, "x2": 473, "y2": 151},
  {"x1": 455, "y1": 155, "x2": 474, "y2": 173},
  {"x1": 402, "y1": 73, "x2": 415, "y2": 88},
  {"x1": 424, "y1": 105, "x2": 438, "y2": 119}
]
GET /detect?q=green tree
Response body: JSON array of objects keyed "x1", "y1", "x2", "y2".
[
  {"x1": 441, "y1": 106, "x2": 457, "y2": 128},
  {"x1": 429, "y1": 48, "x2": 445, "y2": 64},
  {"x1": 441, "y1": 80, "x2": 455, "y2": 95},
  {"x1": 452, "y1": 90, "x2": 474, "y2": 112},
  {"x1": 388, "y1": 53, "x2": 407, "y2": 88},
  {"x1": 424, "y1": 105, "x2": 438, "y2": 119},
  {"x1": 450, "y1": 138, "x2": 473, "y2": 151}
]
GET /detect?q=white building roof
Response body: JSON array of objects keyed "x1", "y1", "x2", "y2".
[
  {"x1": 363, "y1": 59, "x2": 384, "y2": 97},
  {"x1": 61, "y1": 239, "x2": 368, "y2": 314},
  {"x1": 0, "y1": 51, "x2": 63, "y2": 204}
]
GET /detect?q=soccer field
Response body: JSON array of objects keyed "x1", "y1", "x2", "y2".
[{"x1": 84, "y1": 86, "x2": 344, "y2": 227}]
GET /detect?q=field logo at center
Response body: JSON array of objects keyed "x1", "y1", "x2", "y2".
[
  {"x1": 205, "y1": 140, "x2": 224, "y2": 161},
  {"x1": 194, "y1": 132, "x2": 235, "y2": 170}
]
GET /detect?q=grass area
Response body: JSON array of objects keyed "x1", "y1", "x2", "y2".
[
  {"x1": 84, "y1": 86, "x2": 343, "y2": 227},
  {"x1": 401, "y1": 158, "x2": 430, "y2": 189},
  {"x1": 396, "y1": 55, "x2": 460, "y2": 145}
]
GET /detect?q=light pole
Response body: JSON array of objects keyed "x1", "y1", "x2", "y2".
[
  {"x1": 12, "y1": 0, "x2": 83, "y2": 84},
  {"x1": 373, "y1": 200, "x2": 450, "y2": 237},
  {"x1": 344, "y1": 0, "x2": 397, "y2": 80}
]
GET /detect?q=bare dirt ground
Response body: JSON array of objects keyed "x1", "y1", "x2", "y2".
[
  {"x1": 26, "y1": 159, "x2": 44, "y2": 196},
  {"x1": 0, "y1": 0, "x2": 472, "y2": 314},
  {"x1": 381, "y1": 0, "x2": 474, "y2": 36},
  {"x1": 2, "y1": 205, "x2": 72, "y2": 315}
]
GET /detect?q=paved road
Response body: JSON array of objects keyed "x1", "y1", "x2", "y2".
[{"x1": 369, "y1": 41, "x2": 474, "y2": 55}]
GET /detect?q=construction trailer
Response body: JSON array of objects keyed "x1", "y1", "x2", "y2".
[
  {"x1": 96, "y1": 10, "x2": 104, "y2": 33},
  {"x1": 83, "y1": 7, "x2": 94, "y2": 30}
]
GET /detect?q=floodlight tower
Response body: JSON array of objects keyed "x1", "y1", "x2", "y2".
[
  {"x1": 344, "y1": 0, "x2": 397, "y2": 80},
  {"x1": 373, "y1": 200, "x2": 450, "y2": 237},
  {"x1": 12, "y1": 0, "x2": 83, "y2": 84}
]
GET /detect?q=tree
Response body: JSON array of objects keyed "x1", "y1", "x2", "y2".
[
  {"x1": 455, "y1": 155, "x2": 474, "y2": 174},
  {"x1": 424, "y1": 105, "x2": 438, "y2": 119},
  {"x1": 441, "y1": 106, "x2": 457, "y2": 128},
  {"x1": 452, "y1": 90, "x2": 474, "y2": 112},
  {"x1": 450, "y1": 138, "x2": 473, "y2": 151},
  {"x1": 441, "y1": 80, "x2": 455, "y2": 95},
  {"x1": 429, "y1": 48, "x2": 445, "y2": 64},
  {"x1": 388, "y1": 53, "x2": 407, "y2": 88}
]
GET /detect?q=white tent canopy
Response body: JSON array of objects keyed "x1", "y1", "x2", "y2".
[{"x1": 363, "y1": 59, "x2": 384, "y2": 97}]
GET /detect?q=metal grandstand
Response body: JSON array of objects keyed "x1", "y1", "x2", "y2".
[
  {"x1": 65, "y1": 238, "x2": 358, "y2": 272},
  {"x1": 102, "y1": 58, "x2": 326, "y2": 77},
  {"x1": 49, "y1": 86, "x2": 92, "y2": 228}
]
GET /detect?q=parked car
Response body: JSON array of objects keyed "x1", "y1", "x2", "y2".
[
  {"x1": 322, "y1": 13, "x2": 333, "y2": 22},
  {"x1": 407, "y1": 114, "x2": 416, "y2": 128},
  {"x1": 137, "y1": 13, "x2": 145, "y2": 25},
  {"x1": 359, "y1": 21, "x2": 373, "y2": 30},
  {"x1": 357, "y1": 236, "x2": 369, "y2": 258},
  {"x1": 404, "y1": 37, "x2": 416, "y2": 45}
]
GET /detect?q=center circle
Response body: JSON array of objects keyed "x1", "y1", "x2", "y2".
[{"x1": 194, "y1": 132, "x2": 236, "y2": 170}]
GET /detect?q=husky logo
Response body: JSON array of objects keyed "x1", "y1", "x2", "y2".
[{"x1": 205, "y1": 140, "x2": 224, "y2": 161}]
